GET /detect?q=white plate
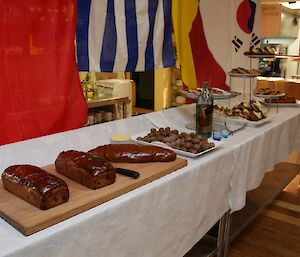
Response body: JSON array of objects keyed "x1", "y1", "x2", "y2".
[
  {"x1": 253, "y1": 93, "x2": 286, "y2": 99},
  {"x1": 132, "y1": 132, "x2": 223, "y2": 158},
  {"x1": 213, "y1": 113, "x2": 274, "y2": 127},
  {"x1": 228, "y1": 73, "x2": 259, "y2": 78},
  {"x1": 181, "y1": 88, "x2": 232, "y2": 100},
  {"x1": 244, "y1": 54, "x2": 275, "y2": 58},
  {"x1": 261, "y1": 100, "x2": 300, "y2": 107}
]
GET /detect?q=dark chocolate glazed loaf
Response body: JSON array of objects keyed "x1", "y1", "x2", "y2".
[
  {"x1": 55, "y1": 150, "x2": 116, "y2": 189},
  {"x1": 89, "y1": 144, "x2": 176, "y2": 163},
  {"x1": 2, "y1": 165, "x2": 69, "y2": 210}
]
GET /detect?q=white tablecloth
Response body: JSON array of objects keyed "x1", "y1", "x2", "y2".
[{"x1": 0, "y1": 103, "x2": 299, "y2": 257}]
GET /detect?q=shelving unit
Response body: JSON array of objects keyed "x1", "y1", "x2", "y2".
[
  {"x1": 85, "y1": 96, "x2": 129, "y2": 125},
  {"x1": 86, "y1": 96, "x2": 129, "y2": 114}
]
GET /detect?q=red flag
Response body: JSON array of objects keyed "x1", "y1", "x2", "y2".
[{"x1": 0, "y1": 0, "x2": 87, "y2": 145}]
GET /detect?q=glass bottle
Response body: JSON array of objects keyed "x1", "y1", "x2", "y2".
[
  {"x1": 86, "y1": 82, "x2": 94, "y2": 100},
  {"x1": 196, "y1": 81, "x2": 213, "y2": 138},
  {"x1": 85, "y1": 72, "x2": 95, "y2": 101},
  {"x1": 82, "y1": 83, "x2": 87, "y2": 99}
]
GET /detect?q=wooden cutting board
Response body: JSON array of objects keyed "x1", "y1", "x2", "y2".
[{"x1": 0, "y1": 158, "x2": 187, "y2": 236}]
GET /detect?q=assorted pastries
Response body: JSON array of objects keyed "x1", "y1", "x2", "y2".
[
  {"x1": 137, "y1": 127, "x2": 215, "y2": 154},
  {"x1": 244, "y1": 46, "x2": 276, "y2": 56},
  {"x1": 264, "y1": 95, "x2": 296, "y2": 104},
  {"x1": 182, "y1": 87, "x2": 229, "y2": 97},
  {"x1": 214, "y1": 100, "x2": 266, "y2": 121},
  {"x1": 253, "y1": 88, "x2": 283, "y2": 96},
  {"x1": 198, "y1": 87, "x2": 228, "y2": 95},
  {"x1": 230, "y1": 67, "x2": 260, "y2": 75}
]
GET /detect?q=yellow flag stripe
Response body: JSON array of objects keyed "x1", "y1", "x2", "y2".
[{"x1": 172, "y1": 0, "x2": 199, "y2": 89}]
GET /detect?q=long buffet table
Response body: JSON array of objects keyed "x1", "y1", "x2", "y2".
[{"x1": 0, "y1": 101, "x2": 300, "y2": 257}]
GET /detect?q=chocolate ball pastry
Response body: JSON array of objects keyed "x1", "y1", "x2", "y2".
[{"x1": 137, "y1": 127, "x2": 215, "y2": 154}]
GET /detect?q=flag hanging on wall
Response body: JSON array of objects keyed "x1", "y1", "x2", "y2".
[
  {"x1": 172, "y1": 0, "x2": 260, "y2": 91},
  {"x1": 0, "y1": 0, "x2": 87, "y2": 146},
  {"x1": 76, "y1": 0, "x2": 175, "y2": 72},
  {"x1": 199, "y1": 0, "x2": 260, "y2": 92}
]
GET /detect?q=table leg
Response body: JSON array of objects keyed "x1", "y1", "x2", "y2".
[
  {"x1": 222, "y1": 212, "x2": 232, "y2": 257},
  {"x1": 217, "y1": 211, "x2": 231, "y2": 257},
  {"x1": 243, "y1": 79, "x2": 246, "y2": 100},
  {"x1": 123, "y1": 102, "x2": 127, "y2": 118}
]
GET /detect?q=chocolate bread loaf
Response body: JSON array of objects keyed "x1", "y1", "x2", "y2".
[
  {"x1": 55, "y1": 150, "x2": 116, "y2": 189},
  {"x1": 89, "y1": 144, "x2": 176, "y2": 163},
  {"x1": 2, "y1": 165, "x2": 69, "y2": 210}
]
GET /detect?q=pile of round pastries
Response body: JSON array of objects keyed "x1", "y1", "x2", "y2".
[{"x1": 137, "y1": 127, "x2": 215, "y2": 154}]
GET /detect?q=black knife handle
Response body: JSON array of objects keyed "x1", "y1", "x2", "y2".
[{"x1": 116, "y1": 168, "x2": 140, "y2": 179}]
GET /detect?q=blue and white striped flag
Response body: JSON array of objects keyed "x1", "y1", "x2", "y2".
[{"x1": 76, "y1": 0, "x2": 175, "y2": 72}]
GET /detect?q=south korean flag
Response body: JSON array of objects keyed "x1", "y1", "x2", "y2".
[{"x1": 199, "y1": 0, "x2": 261, "y2": 91}]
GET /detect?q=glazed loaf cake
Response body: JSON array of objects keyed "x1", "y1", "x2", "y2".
[
  {"x1": 55, "y1": 150, "x2": 116, "y2": 189},
  {"x1": 2, "y1": 165, "x2": 69, "y2": 210},
  {"x1": 89, "y1": 144, "x2": 176, "y2": 163}
]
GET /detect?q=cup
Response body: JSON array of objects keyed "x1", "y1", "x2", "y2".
[
  {"x1": 103, "y1": 111, "x2": 114, "y2": 122},
  {"x1": 95, "y1": 111, "x2": 104, "y2": 123},
  {"x1": 87, "y1": 114, "x2": 96, "y2": 126}
]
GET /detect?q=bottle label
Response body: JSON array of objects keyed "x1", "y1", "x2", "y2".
[
  {"x1": 87, "y1": 91, "x2": 94, "y2": 99},
  {"x1": 196, "y1": 104, "x2": 213, "y2": 135}
]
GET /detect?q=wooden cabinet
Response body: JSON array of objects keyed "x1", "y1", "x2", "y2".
[
  {"x1": 261, "y1": 4, "x2": 282, "y2": 37},
  {"x1": 261, "y1": 4, "x2": 299, "y2": 38}
]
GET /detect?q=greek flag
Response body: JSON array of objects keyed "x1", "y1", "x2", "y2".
[{"x1": 76, "y1": 0, "x2": 175, "y2": 72}]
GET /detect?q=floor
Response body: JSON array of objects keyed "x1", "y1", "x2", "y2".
[{"x1": 228, "y1": 174, "x2": 300, "y2": 257}]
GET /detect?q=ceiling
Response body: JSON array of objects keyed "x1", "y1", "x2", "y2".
[
  {"x1": 262, "y1": 0, "x2": 289, "y2": 3},
  {"x1": 262, "y1": 0, "x2": 298, "y2": 3},
  {"x1": 262, "y1": 1, "x2": 300, "y2": 13}
]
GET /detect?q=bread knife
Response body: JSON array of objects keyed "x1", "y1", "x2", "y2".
[{"x1": 115, "y1": 168, "x2": 140, "y2": 179}]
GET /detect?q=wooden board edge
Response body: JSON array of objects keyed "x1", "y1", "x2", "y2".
[
  {"x1": 2, "y1": 158, "x2": 188, "y2": 236},
  {"x1": 0, "y1": 210, "x2": 27, "y2": 235}
]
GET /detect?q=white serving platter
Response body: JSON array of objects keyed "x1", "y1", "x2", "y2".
[
  {"x1": 213, "y1": 113, "x2": 274, "y2": 127},
  {"x1": 228, "y1": 73, "x2": 259, "y2": 78},
  {"x1": 253, "y1": 93, "x2": 286, "y2": 99},
  {"x1": 260, "y1": 100, "x2": 300, "y2": 108},
  {"x1": 181, "y1": 88, "x2": 232, "y2": 100},
  {"x1": 131, "y1": 132, "x2": 223, "y2": 158}
]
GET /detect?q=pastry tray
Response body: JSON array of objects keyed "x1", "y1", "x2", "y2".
[
  {"x1": 260, "y1": 100, "x2": 300, "y2": 107},
  {"x1": 228, "y1": 73, "x2": 259, "y2": 78},
  {"x1": 213, "y1": 113, "x2": 275, "y2": 127},
  {"x1": 132, "y1": 132, "x2": 223, "y2": 158},
  {"x1": 181, "y1": 89, "x2": 236, "y2": 100},
  {"x1": 0, "y1": 159, "x2": 187, "y2": 236},
  {"x1": 253, "y1": 93, "x2": 286, "y2": 99}
]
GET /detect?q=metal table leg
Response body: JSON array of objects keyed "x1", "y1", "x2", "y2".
[
  {"x1": 217, "y1": 211, "x2": 231, "y2": 257},
  {"x1": 222, "y1": 212, "x2": 232, "y2": 257}
]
